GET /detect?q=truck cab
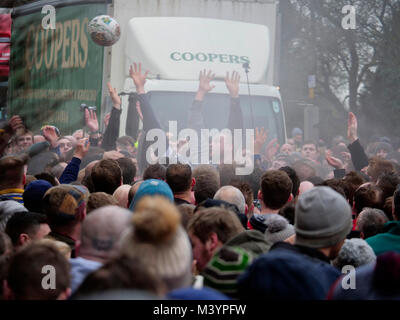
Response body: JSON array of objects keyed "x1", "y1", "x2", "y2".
[{"x1": 119, "y1": 17, "x2": 287, "y2": 146}]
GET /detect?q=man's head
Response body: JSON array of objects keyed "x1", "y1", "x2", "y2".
[
  {"x1": 166, "y1": 164, "x2": 194, "y2": 194},
  {"x1": 57, "y1": 137, "x2": 73, "y2": 159},
  {"x1": 259, "y1": 170, "x2": 293, "y2": 212},
  {"x1": 86, "y1": 192, "x2": 119, "y2": 214},
  {"x1": 279, "y1": 166, "x2": 300, "y2": 198},
  {"x1": 374, "y1": 142, "x2": 392, "y2": 159},
  {"x1": 214, "y1": 186, "x2": 246, "y2": 213},
  {"x1": 356, "y1": 208, "x2": 389, "y2": 239},
  {"x1": 128, "y1": 180, "x2": 143, "y2": 208},
  {"x1": 23, "y1": 180, "x2": 52, "y2": 213},
  {"x1": 354, "y1": 184, "x2": 384, "y2": 215},
  {"x1": 5, "y1": 242, "x2": 70, "y2": 300},
  {"x1": 113, "y1": 185, "x2": 132, "y2": 208},
  {"x1": 295, "y1": 187, "x2": 352, "y2": 259},
  {"x1": 80, "y1": 206, "x2": 131, "y2": 262},
  {"x1": 301, "y1": 141, "x2": 318, "y2": 161},
  {"x1": 0, "y1": 155, "x2": 28, "y2": 190},
  {"x1": 5, "y1": 212, "x2": 50, "y2": 248},
  {"x1": 116, "y1": 136, "x2": 136, "y2": 156},
  {"x1": 187, "y1": 207, "x2": 244, "y2": 272},
  {"x1": 116, "y1": 158, "x2": 137, "y2": 185},
  {"x1": 367, "y1": 157, "x2": 395, "y2": 183},
  {"x1": 91, "y1": 159, "x2": 122, "y2": 195},
  {"x1": 143, "y1": 164, "x2": 166, "y2": 181},
  {"x1": 280, "y1": 144, "x2": 294, "y2": 155},
  {"x1": 129, "y1": 179, "x2": 174, "y2": 211},
  {"x1": 42, "y1": 185, "x2": 88, "y2": 229},
  {"x1": 230, "y1": 180, "x2": 254, "y2": 216},
  {"x1": 192, "y1": 165, "x2": 220, "y2": 204},
  {"x1": 292, "y1": 128, "x2": 303, "y2": 144},
  {"x1": 15, "y1": 130, "x2": 33, "y2": 151}
]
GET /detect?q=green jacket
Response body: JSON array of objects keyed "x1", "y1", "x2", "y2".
[{"x1": 366, "y1": 221, "x2": 400, "y2": 256}]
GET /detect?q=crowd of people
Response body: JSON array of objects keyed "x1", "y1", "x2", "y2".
[{"x1": 0, "y1": 62, "x2": 400, "y2": 300}]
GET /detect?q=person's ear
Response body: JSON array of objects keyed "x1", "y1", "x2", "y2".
[
  {"x1": 22, "y1": 174, "x2": 26, "y2": 186},
  {"x1": 18, "y1": 233, "x2": 29, "y2": 246},
  {"x1": 288, "y1": 193, "x2": 294, "y2": 203},
  {"x1": 360, "y1": 232, "x2": 365, "y2": 239},
  {"x1": 257, "y1": 190, "x2": 262, "y2": 201},
  {"x1": 245, "y1": 204, "x2": 248, "y2": 215},
  {"x1": 191, "y1": 178, "x2": 196, "y2": 189},
  {"x1": 205, "y1": 232, "x2": 219, "y2": 254}
]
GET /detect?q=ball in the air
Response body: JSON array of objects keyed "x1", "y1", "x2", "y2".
[{"x1": 88, "y1": 15, "x2": 121, "y2": 47}]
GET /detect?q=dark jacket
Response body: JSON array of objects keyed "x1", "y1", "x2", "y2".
[
  {"x1": 59, "y1": 157, "x2": 81, "y2": 184},
  {"x1": 347, "y1": 139, "x2": 369, "y2": 172},
  {"x1": 101, "y1": 106, "x2": 121, "y2": 151},
  {"x1": 237, "y1": 242, "x2": 341, "y2": 300}
]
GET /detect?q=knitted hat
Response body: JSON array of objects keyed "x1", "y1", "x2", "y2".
[
  {"x1": 332, "y1": 238, "x2": 376, "y2": 270},
  {"x1": 264, "y1": 214, "x2": 295, "y2": 244},
  {"x1": 129, "y1": 179, "x2": 173, "y2": 211},
  {"x1": 295, "y1": 187, "x2": 352, "y2": 249},
  {"x1": 42, "y1": 185, "x2": 88, "y2": 226},
  {"x1": 0, "y1": 200, "x2": 28, "y2": 232},
  {"x1": 23, "y1": 180, "x2": 52, "y2": 213},
  {"x1": 292, "y1": 128, "x2": 303, "y2": 137},
  {"x1": 248, "y1": 214, "x2": 269, "y2": 233},
  {"x1": 124, "y1": 196, "x2": 192, "y2": 291},
  {"x1": 202, "y1": 246, "x2": 254, "y2": 298}
]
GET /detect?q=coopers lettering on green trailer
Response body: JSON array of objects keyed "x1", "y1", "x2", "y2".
[{"x1": 170, "y1": 51, "x2": 249, "y2": 64}]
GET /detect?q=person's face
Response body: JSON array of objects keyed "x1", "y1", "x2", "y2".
[
  {"x1": 376, "y1": 149, "x2": 388, "y2": 159},
  {"x1": 34, "y1": 223, "x2": 51, "y2": 241},
  {"x1": 189, "y1": 233, "x2": 213, "y2": 272},
  {"x1": 17, "y1": 134, "x2": 33, "y2": 150},
  {"x1": 271, "y1": 159, "x2": 288, "y2": 170},
  {"x1": 302, "y1": 144, "x2": 318, "y2": 161},
  {"x1": 280, "y1": 144, "x2": 293, "y2": 155},
  {"x1": 294, "y1": 134, "x2": 303, "y2": 143},
  {"x1": 58, "y1": 139, "x2": 73, "y2": 156}
]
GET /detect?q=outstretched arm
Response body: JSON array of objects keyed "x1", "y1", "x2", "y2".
[
  {"x1": 101, "y1": 83, "x2": 122, "y2": 151},
  {"x1": 188, "y1": 69, "x2": 215, "y2": 133},
  {"x1": 225, "y1": 71, "x2": 243, "y2": 131},
  {"x1": 347, "y1": 112, "x2": 369, "y2": 171}
]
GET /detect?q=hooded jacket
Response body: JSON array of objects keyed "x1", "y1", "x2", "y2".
[{"x1": 366, "y1": 221, "x2": 400, "y2": 256}]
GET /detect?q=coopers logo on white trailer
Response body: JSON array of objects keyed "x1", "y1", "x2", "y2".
[
  {"x1": 125, "y1": 17, "x2": 269, "y2": 84},
  {"x1": 170, "y1": 52, "x2": 250, "y2": 65}
]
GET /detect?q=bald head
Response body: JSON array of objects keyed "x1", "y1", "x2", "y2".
[
  {"x1": 113, "y1": 185, "x2": 132, "y2": 208},
  {"x1": 214, "y1": 185, "x2": 246, "y2": 213},
  {"x1": 80, "y1": 205, "x2": 132, "y2": 262},
  {"x1": 299, "y1": 181, "x2": 314, "y2": 195}
]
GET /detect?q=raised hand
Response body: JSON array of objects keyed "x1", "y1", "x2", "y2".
[
  {"x1": 74, "y1": 138, "x2": 90, "y2": 160},
  {"x1": 265, "y1": 138, "x2": 280, "y2": 161},
  {"x1": 103, "y1": 150, "x2": 125, "y2": 160},
  {"x1": 42, "y1": 125, "x2": 59, "y2": 147},
  {"x1": 195, "y1": 69, "x2": 215, "y2": 101},
  {"x1": 85, "y1": 108, "x2": 99, "y2": 133},
  {"x1": 254, "y1": 127, "x2": 268, "y2": 155},
  {"x1": 347, "y1": 112, "x2": 358, "y2": 143},
  {"x1": 225, "y1": 71, "x2": 240, "y2": 98},
  {"x1": 129, "y1": 62, "x2": 149, "y2": 95},
  {"x1": 107, "y1": 82, "x2": 121, "y2": 109},
  {"x1": 325, "y1": 150, "x2": 344, "y2": 169},
  {"x1": 8, "y1": 115, "x2": 24, "y2": 133},
  {"x1": 136, "y1": 101, "x2": 143, "y2": 121}
]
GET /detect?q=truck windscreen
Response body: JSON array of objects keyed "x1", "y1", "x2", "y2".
[{"x1": 147, "y1": 91, "x2": 286, "y2": 145}]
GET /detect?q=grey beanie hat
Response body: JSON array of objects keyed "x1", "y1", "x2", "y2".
[
  {"x1": 295, "y1": 187, "x2": 352, "y2": 249},
  {"x1": 264, "y1": 215, "x2": 295, "y2": 244},
  {"x1": 332, "y1": 238, "x2": 376, "y2": 270}
]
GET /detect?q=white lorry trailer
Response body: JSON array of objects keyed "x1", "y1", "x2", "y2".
[{"x1": 8, "y1": 0, "x2": 286, "y2": 154}]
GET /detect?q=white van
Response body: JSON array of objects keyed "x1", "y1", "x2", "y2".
[{"x1": 119, "y1": 17, "x2": 287, "y2": 146}]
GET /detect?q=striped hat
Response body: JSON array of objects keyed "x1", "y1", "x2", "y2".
[{"x1": 202, "y1": 246, "x2": 254, "y2": 298}]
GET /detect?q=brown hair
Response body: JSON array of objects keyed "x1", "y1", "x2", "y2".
[
  {"x1": 367, "y1": 157, "x2": 395, "y2": 183},
  {"x1": 91, "y1": 159, "x2": 122, "y2": 195},
  {"x1": 260, "y1": 170, "x2": 293, "y2": 210},
  {"x1": 7, "y1": 242, "x2": 70, "y2": 300},
  {"x1": 0, "y1": 155, "x2": 28, "y2": 189},
  {"x1": 230, "y1": 180, "x2": 254, "y2": 210},
  {"x1": 166, "y1": 164, "x2": 192, "y2": 193},
  {"x1": 354, "y1": 184, "x2": 384, "y2": 215},
  {"x1": 192, "y1": 165, "x2": 220, "y2": 204},
  {"x1": 87, "y1": 192, "x2": 119, "y2": 214},
  {"x1": 187, "y1": 207, "x2": 244, "y2": 244}
]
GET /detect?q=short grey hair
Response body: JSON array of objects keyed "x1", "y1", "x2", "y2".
[
  {"x1": 356, "y1": 208, "x2": 389, "y2": 239},
  {"x1": 214, "y1": 186, "x2": 246, "y2": 213}
]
